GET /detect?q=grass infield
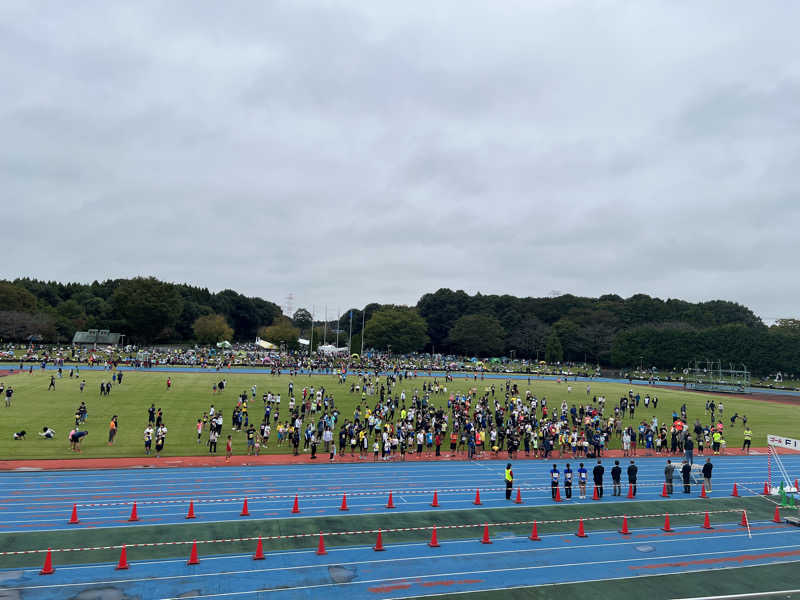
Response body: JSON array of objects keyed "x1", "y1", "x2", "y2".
[{"x1": 0, "y1": 369, "x2": 796, "y2": 460}]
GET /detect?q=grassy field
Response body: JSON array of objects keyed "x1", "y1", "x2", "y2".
[{"x1": 0, "y1": 369, "x2": 796, "y2": 460}]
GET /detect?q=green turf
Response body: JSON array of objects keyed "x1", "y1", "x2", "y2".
[
  {"x1": 0, "y1": 369, "x2": 795, "y2": 459},
  {"x1": 0, "y1": 495, "x2": 780, "y2": 568}
]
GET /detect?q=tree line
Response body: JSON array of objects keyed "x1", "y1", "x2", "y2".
[
  {"x1": 0, "y1": 277, "x2": 281, "y2": 344},
  {"x1": 0, "y1": 278, "x2": 796, "y2": 375}
]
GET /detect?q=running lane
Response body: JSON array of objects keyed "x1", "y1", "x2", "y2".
[{"x1": 0, "y1": 455, "x2": 795, "y2": 533}]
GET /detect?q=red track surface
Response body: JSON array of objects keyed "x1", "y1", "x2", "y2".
[{"x1": 0, "y1": 446, "x2": 774, "y2": 471}]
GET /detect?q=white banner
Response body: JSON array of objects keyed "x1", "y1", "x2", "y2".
[{"x1": 767, "y1": 434, "x2": 800, "y2": 450}]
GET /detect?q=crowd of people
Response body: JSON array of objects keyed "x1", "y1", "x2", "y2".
[{"x1": 186, "y1": 371, "x2": 755, "y2": 466}]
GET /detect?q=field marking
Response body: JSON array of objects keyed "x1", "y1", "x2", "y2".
[
  {"x1": 385, "y1": 562, "x2": 800, "y2": 600},
  {"x1": 671, "y1": 589, "x2": 800, "y2": 600},
  {"x1": 155, "y1": 547, "x2": 800, "y2": 599},
  {"x1": 6, "y1": 527, "x2": 795, "y2": 591}
]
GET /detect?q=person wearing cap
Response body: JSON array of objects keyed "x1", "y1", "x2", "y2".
[{"x1": 504, "y1": 463, "x2": 514, "y2": 499}]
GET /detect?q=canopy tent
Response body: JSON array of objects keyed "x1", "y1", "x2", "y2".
[
  {"x1": 255, "y1": 337, "x2": 278, "y2": 350},
  {"x1": 298, "y1": 338, "x2": 310, "y2": 346},
  {"x1": 318, "y1": 344, "x2": 349, "y2": 356},
  {"x1": 216, "y1": 341, "x2": 232, "y2": 349}
]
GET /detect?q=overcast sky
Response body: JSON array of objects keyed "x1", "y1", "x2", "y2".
[{"x1": 2, "y1": 1, "x2": 799, "y2": 322}]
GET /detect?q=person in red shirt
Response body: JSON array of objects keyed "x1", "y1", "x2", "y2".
[{"x1": 225, "y1": 435, "x2": 232, "y2": 462}]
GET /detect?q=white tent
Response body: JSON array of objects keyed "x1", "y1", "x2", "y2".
[
  {"x1": 318, "y1": 344, "x2": 349, "y2": 356},
  {"x1": 216, "y1": 341, "x2": 232, "y2": 349},
  {"x1": 298, "y1": 338, "x2": 310, "y2": 346},
  {"x1": 255, "y1": 337, "x2": 278, "y2": 350}
]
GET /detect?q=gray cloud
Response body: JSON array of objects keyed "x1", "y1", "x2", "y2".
[{"x1": 2, "y1": 1, "x2": 799, "y2": 321}]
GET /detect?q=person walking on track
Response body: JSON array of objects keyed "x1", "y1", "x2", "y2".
[{"x1": 505, "y1": 463, "x2": 514, "y2": 499}]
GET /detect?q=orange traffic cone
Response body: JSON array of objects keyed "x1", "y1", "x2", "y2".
[
  {"x1": 702, "y1": 511, "x2": 712, "y2": 529},
  {"x1": 529, "y1": 521, "x2": 541, "y2": 541},
  {"x1": 429, "y1": 526, "x2": 440, "y2": 547},
  {"x1": 576, "y1": 519, "x2": 588, "y2": 538},
  {"x1": 186, "y1": 500, "x2": 196, "y2": 519},
  {"x1": 386, "y1": 492, "x2": 395, "y2": 509},
  {"x1": 316, "y1": 533, "x2": 327, "y2": 555},
  {"x1": 773, "y1": 506, "x2": 782, "y2": 523},
  {"x1": 431, "y1": 491, "x2": 440, "y2": 507},
  {"x1": 473, "y1": 489, "x2": 482, "y2": 505},
  {"x1": 627, "y1": 485, "x2": 634, "y2": 499},
  {"x1": 39, "y1": 548, "x2": 54, "y2": 575},
  {"x1": 128, "y1": 502, "x2": 140, "y2": 522},
  {"x1": 700, "y1": 485, "x2": 707, "y2": 499},
  {"x1": 515, "y1": 488, "x2": 522, "y2": 504},
  {"x1": 740, "y1": 511, "x2": 749, "y2": 527},
  {"x1": 480, "y1": 523, "x2": 492, "y2": 544},
  {"x1": 763, "y1": 481, "x2": 770, "y2": 495},
  {"x1": 187, "y1": 540, "x2": 199, "y2": 565},
  {"x1": 662, "y1": 514, "x2": 673, "y2": 532},
  {"x1": 291, "y1": 494, "x2": 300, "y2": 514},
  {"x1": 619, "y1": 516, "x2": 631, "y2": 535},
  {"x1": 241, "y1": 498, "x2": 250, "y2": 517},
  {"x1": 373, "y1": 529, "x2": 385, "y2": 551},
  {"x1": 68, "y1": 504, "x2": 79, "y2": 524},
  {"x1": 731, "y1": 483, "x2": 739, "y2": 497},
  {"x1": 555, "y1": 486, "x2": 562, "y2": 502},
  {"x1": 253, "y1": 537, "x2": 265, "y2": 560},
  {"x1": 661, "y1": 483, "x2": 668, "y2": 497},
  {"x1": 592, "y1": 486, "x2": 599, "y2": 501},
  {"x1": 340, "y1": 493, "x2": 349, "y2": 511},
  {"x1": 116, "y1": 545, "x2": 129, "y2": 570}
]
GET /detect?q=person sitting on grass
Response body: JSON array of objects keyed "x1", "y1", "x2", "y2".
[
  {"x1": 39, "y1": 426, "x2": 55, "y2": 439},
  {"x1": 13, "y1": 430, "x2": 26, "y2": 440}
]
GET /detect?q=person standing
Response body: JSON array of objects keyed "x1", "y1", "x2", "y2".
[
  {"x1": 225, "y1": 435, "x2": 232, "y2": 462},
  {"x1": 611, "y1": 460, "x2": 622, "y2": 496},
  {"x1": 627, "y1": 460, "x2": 638, "y2": 496},
  {"x1": 143, "y1": 425, "x2": 153, "y2": 455},
  {"x1": 564, "y1": 463, "x2": 573, "y2": 499},
  {"x1": 681, "y1": 459, "x2": 692, "y2": 493},
  {"x1": 742, "y1": 426, "x2": 752, "y2": 454},
  {"x1": 593, "y1": 460, "x2": 605, "y2": 498},
  {"x1": 665, "y1": 459, "x2": 675, "y2": 495},
  {"x1": 108, "y1": 416, "x2": 118, "y2": 445},
  {"x1": 505, "y1": 463, "x2": 514, "y2": 500},
  {"x1": 702, "y1": 457, "x2": 713, "y2": 493},
  {"x1": 550, "y1": 463, "x2": 560, "y2": 499},
  {"x1": 155, "y1": 424, "x2": 167, "y2": 458},
  {"x1": 578, "y1": 463, "x2": 588, "y2": 499},
  {"x1": 684, "y1": 435, "x2": 694, "y2": 465}
]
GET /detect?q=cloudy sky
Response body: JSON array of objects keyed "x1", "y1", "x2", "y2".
[{"x1": 2, "y1": 1, "x2": 799, "y2": 321}]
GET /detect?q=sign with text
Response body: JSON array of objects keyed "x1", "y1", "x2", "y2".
[{"x1": 767, "y1": 434, "x2": 800, "y2": 450}]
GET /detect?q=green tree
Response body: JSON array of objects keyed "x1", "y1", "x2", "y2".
[
  {"x1": 112, "y1": 277, "x2": 184, "y2": 342},
  {"x1": 506, "y1": 315, "x2": 549, "y2": 359},
  {"x1": 292, "y1": 308, "x2": 313, "y2": 332},
  {"x1": 446, "y1": 314, "x2": 506, "y2": 357},
  {"x1": 545, "y1": 330, "x2": 563, "y2": 363},
  {"x1": 363, "y1": 306, "x2": 429, "y2": 354},
  {"x1": 258, "y1": 317, "x2": 300, "y2": 350},
  {"x1": 0, "y1": 282, "x2": 38, "y2": 312},
  {"x1": 193, "y1": 314, "x2": 234, "y2": 344}
]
